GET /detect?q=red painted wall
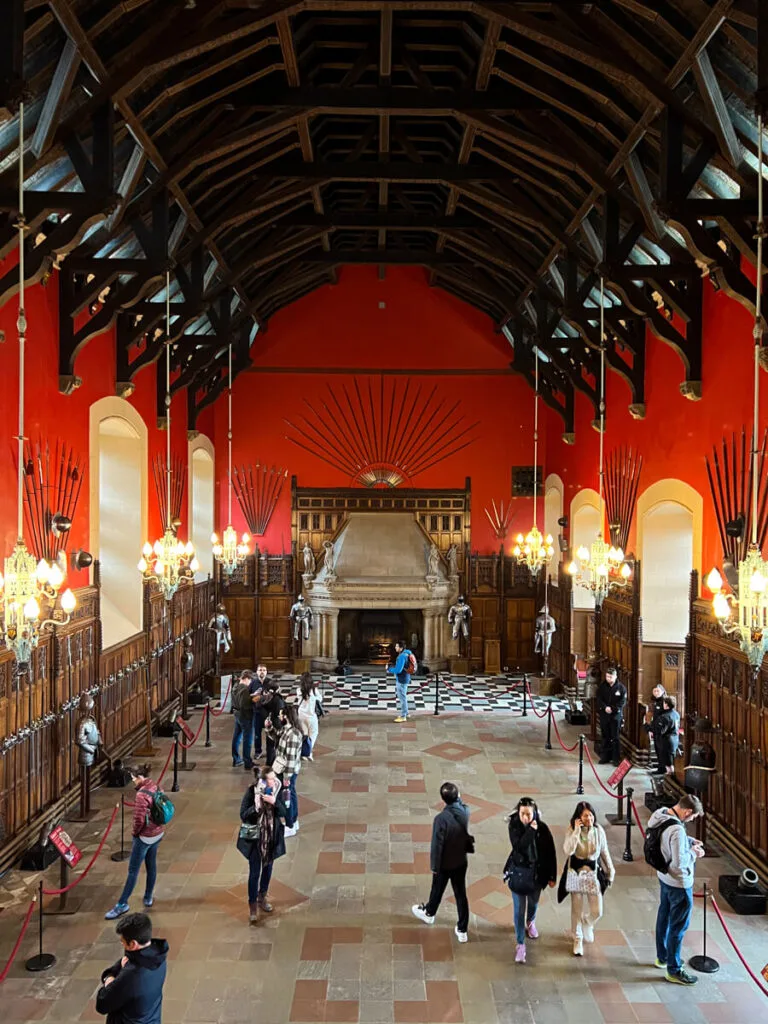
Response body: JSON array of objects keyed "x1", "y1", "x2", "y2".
[
  {"x1": 215, "y1": 267, "x2": 542, "y2": 553},
  {"x1": 0, "y1": 261, "x2": 207, "y2": 590},
  {"x1": 543, "y1": 280, "x2": 768, "y2": 579}
]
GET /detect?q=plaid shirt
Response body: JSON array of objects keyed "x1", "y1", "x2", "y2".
[{"x1": 274, "y1": 725, "x2": 303, "y2": 776}]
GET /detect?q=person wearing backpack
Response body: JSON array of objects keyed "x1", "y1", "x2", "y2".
[
  {"x1": 647, "y1": 794, "x2": 704, "y2": 986},
  {"x1": 231, "y1": 669, "x2": 257, "y2": 770},
  {"x1": 503, "y1": 797, "x2": 557, "y2": 964},
  {"x1": 386, "y1": 640, "x2": 416, "y2": 723},
  {"x1": 106, "y1": 771, "x2": 169, "y2": 920}
]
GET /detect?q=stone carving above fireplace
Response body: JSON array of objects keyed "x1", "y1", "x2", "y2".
[{"x1": 303, "y1": 512, "x2": 455, "y2": 670}]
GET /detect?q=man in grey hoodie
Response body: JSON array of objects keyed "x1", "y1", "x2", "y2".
[{"x1": 648, "y1": 794, "x2": 704, "y2": 986}]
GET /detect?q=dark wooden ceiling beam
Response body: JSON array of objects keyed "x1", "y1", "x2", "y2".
[{"x1": 231, "y1": 84, "x2": 544, "y2": 113}]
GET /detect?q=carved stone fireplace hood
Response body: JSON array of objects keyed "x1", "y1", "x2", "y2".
[{"x1": 303, "y1": 512, "x2": 456, "y2": 670}]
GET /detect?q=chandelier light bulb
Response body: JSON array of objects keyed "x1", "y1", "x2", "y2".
[
  {"x1": 185, "y1": 541, "x2": 194, "y2": 556},
  {"x1": 189, "y1": 556, "x2": 200, "y2": 572},
  {"x1": 154, "y1": 560, "x2": 164, "y2": 575},
  {"x1": 713, "y1": 591, "x2": 731, "y2": 621},
  {"x1": 137, "y1": 557, "x2": 148, "y2": 572},
  {"x1": 706, "y1": 567, "x2": 724, "y2": 593},
  {"x1": 750, "y1": 569, "x2": 767, "y2": 594},
  {"x1": 36, "y1": 559, "x2": 50, "y2": 583},
  {"x1": 153, "y1": 540, "x2": 163, "y2": 557},
  {"x1": 60, "y1": 588, "x2": 76, "y2": 614},
  {"x1": 242, "y1": 533, "x2": 250, "y2": 544},
  {"x1": 620, "y1": 562, "x2": 632, "y2": 580},
  {"x1": 576, "y1": 545, "x2": 590, "y2": 562},
  {"x1": 211, "y1": 532, "x2": 219, "y2": 545},
  {"x1": 23, "y1": 597, "x2": 40, "y2": 620},
  {"x1": 142, "y1": 541, "x2": 153, "y2": 557},
  {"x1": 567, "y1": 561, "x2": 578, "y2": 575},
  {"x1": 48, "y1": 563, "x2": 64, "y2": 590}
]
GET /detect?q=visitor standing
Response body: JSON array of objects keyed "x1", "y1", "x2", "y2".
[
  {"x1": 386, "y1": 640, "x2": 414, "y2": 723},
  {"x1": 648, "y1": 794, "x2": 704, "y2": 986},
  {"x1": 272, "y1": 703, "x2": 303, "y2": 836},
  {"x1": 297, "y1": 671, "x2": 323, "y2": 759},
  {"x1": 597, "y1": 666, "x2": 627, "y2": 765},
  {"x1": 237, "y1": 766, "x2": 288, "y2": 923},
  {"x1": 561, "y1": 801, "x2": 615, "y2": 956},
  {"x1": 412, "y1": 782, "x2": 473, "y2": 943},
  {"x1": 251, "y1": 662, "x2": 270, "y2": 761},
  {"x1": 96, "y1": 912, "x2": 168, "y2": 1024},
  {"x1": 231, "y1": 670, "x2": 257, "y2": 770},
  {"x1": 105, "y1": 771, "x2": 167, "y2": 920},
  {"x1": 260, "y1": 682, "x2": 286, "y2": 766},
  {"x1": 503, "y1": 797, "x2": 557, "y2": 964},
  {"x1": 653, "y1": 696, "x2": 680, "y2": 775}
]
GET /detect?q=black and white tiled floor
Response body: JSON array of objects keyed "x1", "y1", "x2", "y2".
[{"x1": 280, "y1": 671, "x2": 570, "y2": 713}]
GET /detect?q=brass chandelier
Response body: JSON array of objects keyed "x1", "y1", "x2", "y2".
[
  {"x1": 137, "y1": 273, "x2": 199, "y2": 599},
  {"x1": 706, "y1": 113, "x2": 768, "y2": 677},
  {"x1": 0, "y1": 102, "x2": 75, "y2": 668},
  {"x1": 212, "y1": 341, "x2": 250, "y2": 575},
  {"x1": 567, "y1": 278, "x2": 632, "y2": 606},
  {"x1": 513, "y1": 347, "x2": 554, "y2": 575}
]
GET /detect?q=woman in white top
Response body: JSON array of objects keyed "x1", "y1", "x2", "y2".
[
  {"x1": 562, "y1": 800, "x2": 615, "y2": 956},
  {"x1": 297, "y1": 672, "x2": 323, "y2": 759}
]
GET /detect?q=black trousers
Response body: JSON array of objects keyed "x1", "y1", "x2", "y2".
[
  {"x1": 425, "y1": 864, "x2": 469, "y2": 932},
  {"x1": 599, "y1": 712, "x2": 622, "y2": 762}
]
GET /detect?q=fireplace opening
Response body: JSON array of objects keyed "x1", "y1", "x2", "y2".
[{"x1": 337, "y1": 609, "x2": 423, "y2": 665}]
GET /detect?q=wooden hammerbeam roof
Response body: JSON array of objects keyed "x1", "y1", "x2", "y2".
[{"x1": 0, "y1": 0, "x2": 766, "y2": 434}]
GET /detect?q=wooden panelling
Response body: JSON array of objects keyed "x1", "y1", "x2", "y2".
[
  {"x1": 258, "y1": 595, "x2": 292, "y2": 665},
  {"x1": 504, "y1": 596, "x2": 537, "y2": 672},
  {"x1": 468, "y1": 596, "x2": 500, "y2": 667},
  {"x1": 545, "y1": 567, "x2": 573, "y2": 685}
]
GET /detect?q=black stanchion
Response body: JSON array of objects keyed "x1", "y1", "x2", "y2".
[
  {"x1": 606, "y1": 779, "x2": 628, "y2": 826},
  {"x1": 545, "y1": 701, "x2": 553, "y2": 750},
  {"x1": 433, "y1": 673, "x2": 440, "y2": 717},
  {"x1": 204, "y1": 703, "x2": 212, "y2": 748},
  {"x1": 622, "y1": 787, "x2": 634, "y2": 862},
  {"x1": 25, "y1": 881, "x2": 56, "y2": 972},
  {"x1": 576, "y1": 734, "x2": 585, "y2": 794},
  {"x1": 43, "y1": 858, "x2": 80, "y2": 916},
  {"x1": 171, "y1": 736, "x2": 180, "y2": 793},
  {"x1": 111, "y1": 795, "x2": 130, "y2": 862},
  {"x1": 521, "y1": 675, "x2": 528, "y2": 717},
  {"x1": 689, "y1": 882, "x2": 720, "y2": 974}
]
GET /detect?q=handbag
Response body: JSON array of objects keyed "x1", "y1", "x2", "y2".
[
  {"x1": 238, "y1": 823, "x2": 259, "y2": 842},
  {"x1": 316, "y1": 700, "x2": 325, "y2": 718},
  {"x1": 506, "y1": 864, "x2": 537, "y2": 895},
  {"x1": 597, "y1": 864, "x2": 610, "y2": 894},
  {"x1": 556, "y1": 862, "x2": 568, "y2": 904}
]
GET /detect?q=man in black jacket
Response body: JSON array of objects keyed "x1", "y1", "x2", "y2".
[
  {"x1": 96, "y1": 912, "x2": 168, "y2": 1024},
  {"x1": 258, "y1": 682, "x2": 286, "y2": 767},
  {"x1": 597, "y1": 666, "x2": 627, "y2": 765},
  {"x1": 412, "y1": 782, "x2": 472, "y2": 942}
]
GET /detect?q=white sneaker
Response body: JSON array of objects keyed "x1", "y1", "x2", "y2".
[
  {"x1": 582, "y1": 923, "x2": 594, "y2": 943},
  {"x1": 455, "y1": 927, "x2": 468, "y2": 943},
  {"x1": 573, "y1": 938, "x2": 584, "y2": 956},
  {"x1": 411, "y1": 904, "x2": 435, "y2": 925},
  {"x1": 294, "y1": 820, "x2": 300, "y2": 831},
  {"x1": 284, "y1": 825, "x2": 298, "y2": 837}
]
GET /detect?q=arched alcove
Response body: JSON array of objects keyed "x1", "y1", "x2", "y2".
[
  {"x1": 638, "y1": 480, "x2": 702, "y2": 644},
  {"x1": 89, "y1": 398, "x2": 148, "y2": 649},
  {"x1": 571, "y1": 488, "x2": 601, "y2": 610},
  {"x1": 189, "y1": 435, "x2": 214, "y2": 582},
  {"x1": 544, "y1": 473, "x2": 564, "y2": 583}
]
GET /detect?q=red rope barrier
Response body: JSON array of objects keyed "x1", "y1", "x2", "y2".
[
  {"x1": 156, "y1": 741, "x2": 176, "y2": 786},
  {"x1": 41, "y1": 804, "x2": 120, "y2": 895},
  {"x1": 583, "y1": 744, "x2": 622, "y2": 797},
  {"x1": 710, "y1": 895, "x2": 768, "y2": 998},
  {"x1": 630, "y1": 798, "x2": 646, "y2": 839},
  {"x1": 325, "y1": 679, "x2": 358, "y2": 698},
  {"x1": 209, "y1": 677, "x2": 233, "y2": 717},
  {"x1": 551, "y1": 714, "x2": 579, "y2": 752},
  {"x1": 525, "y1": 682, "x2": 548, "y2": 718},
  {"x1": 0, "y1": 898, "x2": 36, "y2": 984},
  {"x1": 178, "y1": 709, "x2": 207, "y2": 749}
]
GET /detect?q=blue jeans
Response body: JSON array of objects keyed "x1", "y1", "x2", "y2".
[
  {"x1": 656, "y1": 881, "x2": 693, "y2": 973},
  {"x1": 232, "y1": 714, "x2": 254, "y2": 767},
  {"x1": 252, "y1": 711, "x2": 264, "y2": 757},
  {"x1": 395, "y1": 677, "x2": 410, "y2": 717},
  {"x1": 247, "y1": 843, "x2": 273, "y2": 904},
  {"x1": 287, "y1": 774, "x2": 298, "y2": 827},
  {"x1": 118, "y1": 837, "x2": 160, "y2": 905},
  {"x1": 512, "y1": 888, "x2": 541, "y2": 944}
]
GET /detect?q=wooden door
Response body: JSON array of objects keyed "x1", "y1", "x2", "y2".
[
  {"x1": 505, "y1": 597, "x2": 537, "y2": 672},
  {"x1": 258, "y1": 596, "x2": 292, "y2": 666}
]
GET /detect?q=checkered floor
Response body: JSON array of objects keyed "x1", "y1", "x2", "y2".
[{"x1": 285, "y1": 672, "x2": 570, "y2": 714}]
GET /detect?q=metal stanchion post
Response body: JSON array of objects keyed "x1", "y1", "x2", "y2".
[
  {"x1": 171, "y1": 736, "x2": 180, "y2": 793},
  {"x1": 204, "y1": 702, "x2": 212, "y2": 747},
  {"x1": 689, "y1": 882, "x2": 720, "y2": 973},
  {"x1": 622, "y1": 787, "x2": 634, "y2": 862},
  {"x1": 576, "y1": 734, "x2": 585, "y2": 794},
  {"x1": 111, "y1": 794, "x2": 130, "y2": 862},
  {"x1": 25, "y1": 881, "x2": 56, "y2": 972},
  {"x1": 545, "y1": 701, "x2": 553, "y2": 750},
  {"x1": 521, "y1": 675, "x2": 528, "y2": 717},
  {"x1": 433, "y1": 673, "x2": 440, "y2": 717},
  {"x1": 606, "y1": 778, "x2": 628, "y2": 826}
]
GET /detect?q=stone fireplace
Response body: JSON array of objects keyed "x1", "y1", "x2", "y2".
[{"x1": 302, "y1": 512, "x2": 456, "y2": 671}]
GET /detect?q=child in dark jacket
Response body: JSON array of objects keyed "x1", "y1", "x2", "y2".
[{"x1": 96, "y1": 912, "x2": 168, "y2": 1024}]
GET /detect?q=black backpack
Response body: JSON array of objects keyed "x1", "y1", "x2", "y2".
[{"x1": 643, "y1": 817, "x2": 679, "y2": 872}]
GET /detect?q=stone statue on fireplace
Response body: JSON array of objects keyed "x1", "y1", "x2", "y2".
[
  {"x1": 535, "y1": 605, "x2": 556, "y2": 656},
  {"x1": 448, "y1": 595, "x2": 472, "y2": 640},
  {"x1": 426, "y1": 543, "x2": 440, "y2": 579},
  {"x1": 302, "y1": 543, "x2": 316, "y2": 577},
  {"x1": 322, "y1": 540, "x2": 337, "y2": 579},
  {"x1": 446, "y1": 543, "x2": 459, "y2": 580},
  {"x1": 290, "y1": 595, "x2": 314, "y2": 641}
]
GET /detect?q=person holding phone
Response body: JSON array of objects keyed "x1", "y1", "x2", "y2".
[
  {"x1": 561, "y1": 801, "x2": 615, "y2": 956},
  {"x1": 237, "y1": 767, "x2": 288, "y2": 924},
  {"x1": 503, "y1": 798, "x2": 557, "y2": 964}
]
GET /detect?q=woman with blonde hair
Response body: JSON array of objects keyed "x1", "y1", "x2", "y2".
[{"x1": 561, "y1": 801, "x2": 615, "y2": 956}]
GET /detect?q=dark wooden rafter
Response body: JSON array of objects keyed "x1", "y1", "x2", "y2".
[{"x1": 2, "y1": 0, "x2": 764, "y2": 413}]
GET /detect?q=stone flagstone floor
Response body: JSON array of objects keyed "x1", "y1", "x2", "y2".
[{"x1": 0, "y1": 701, "x2": 767, "y2": 1023}]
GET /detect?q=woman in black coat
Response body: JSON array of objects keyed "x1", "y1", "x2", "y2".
[
  {"x1": 643, "y1": 684, "x2": 668, "y2": 774},
  {"x1": 238, "y1": 766, "x2": 287, "y2": 924},
  {"x1": 504, "y1": 797, "x2": 557, "y2": 965}
]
